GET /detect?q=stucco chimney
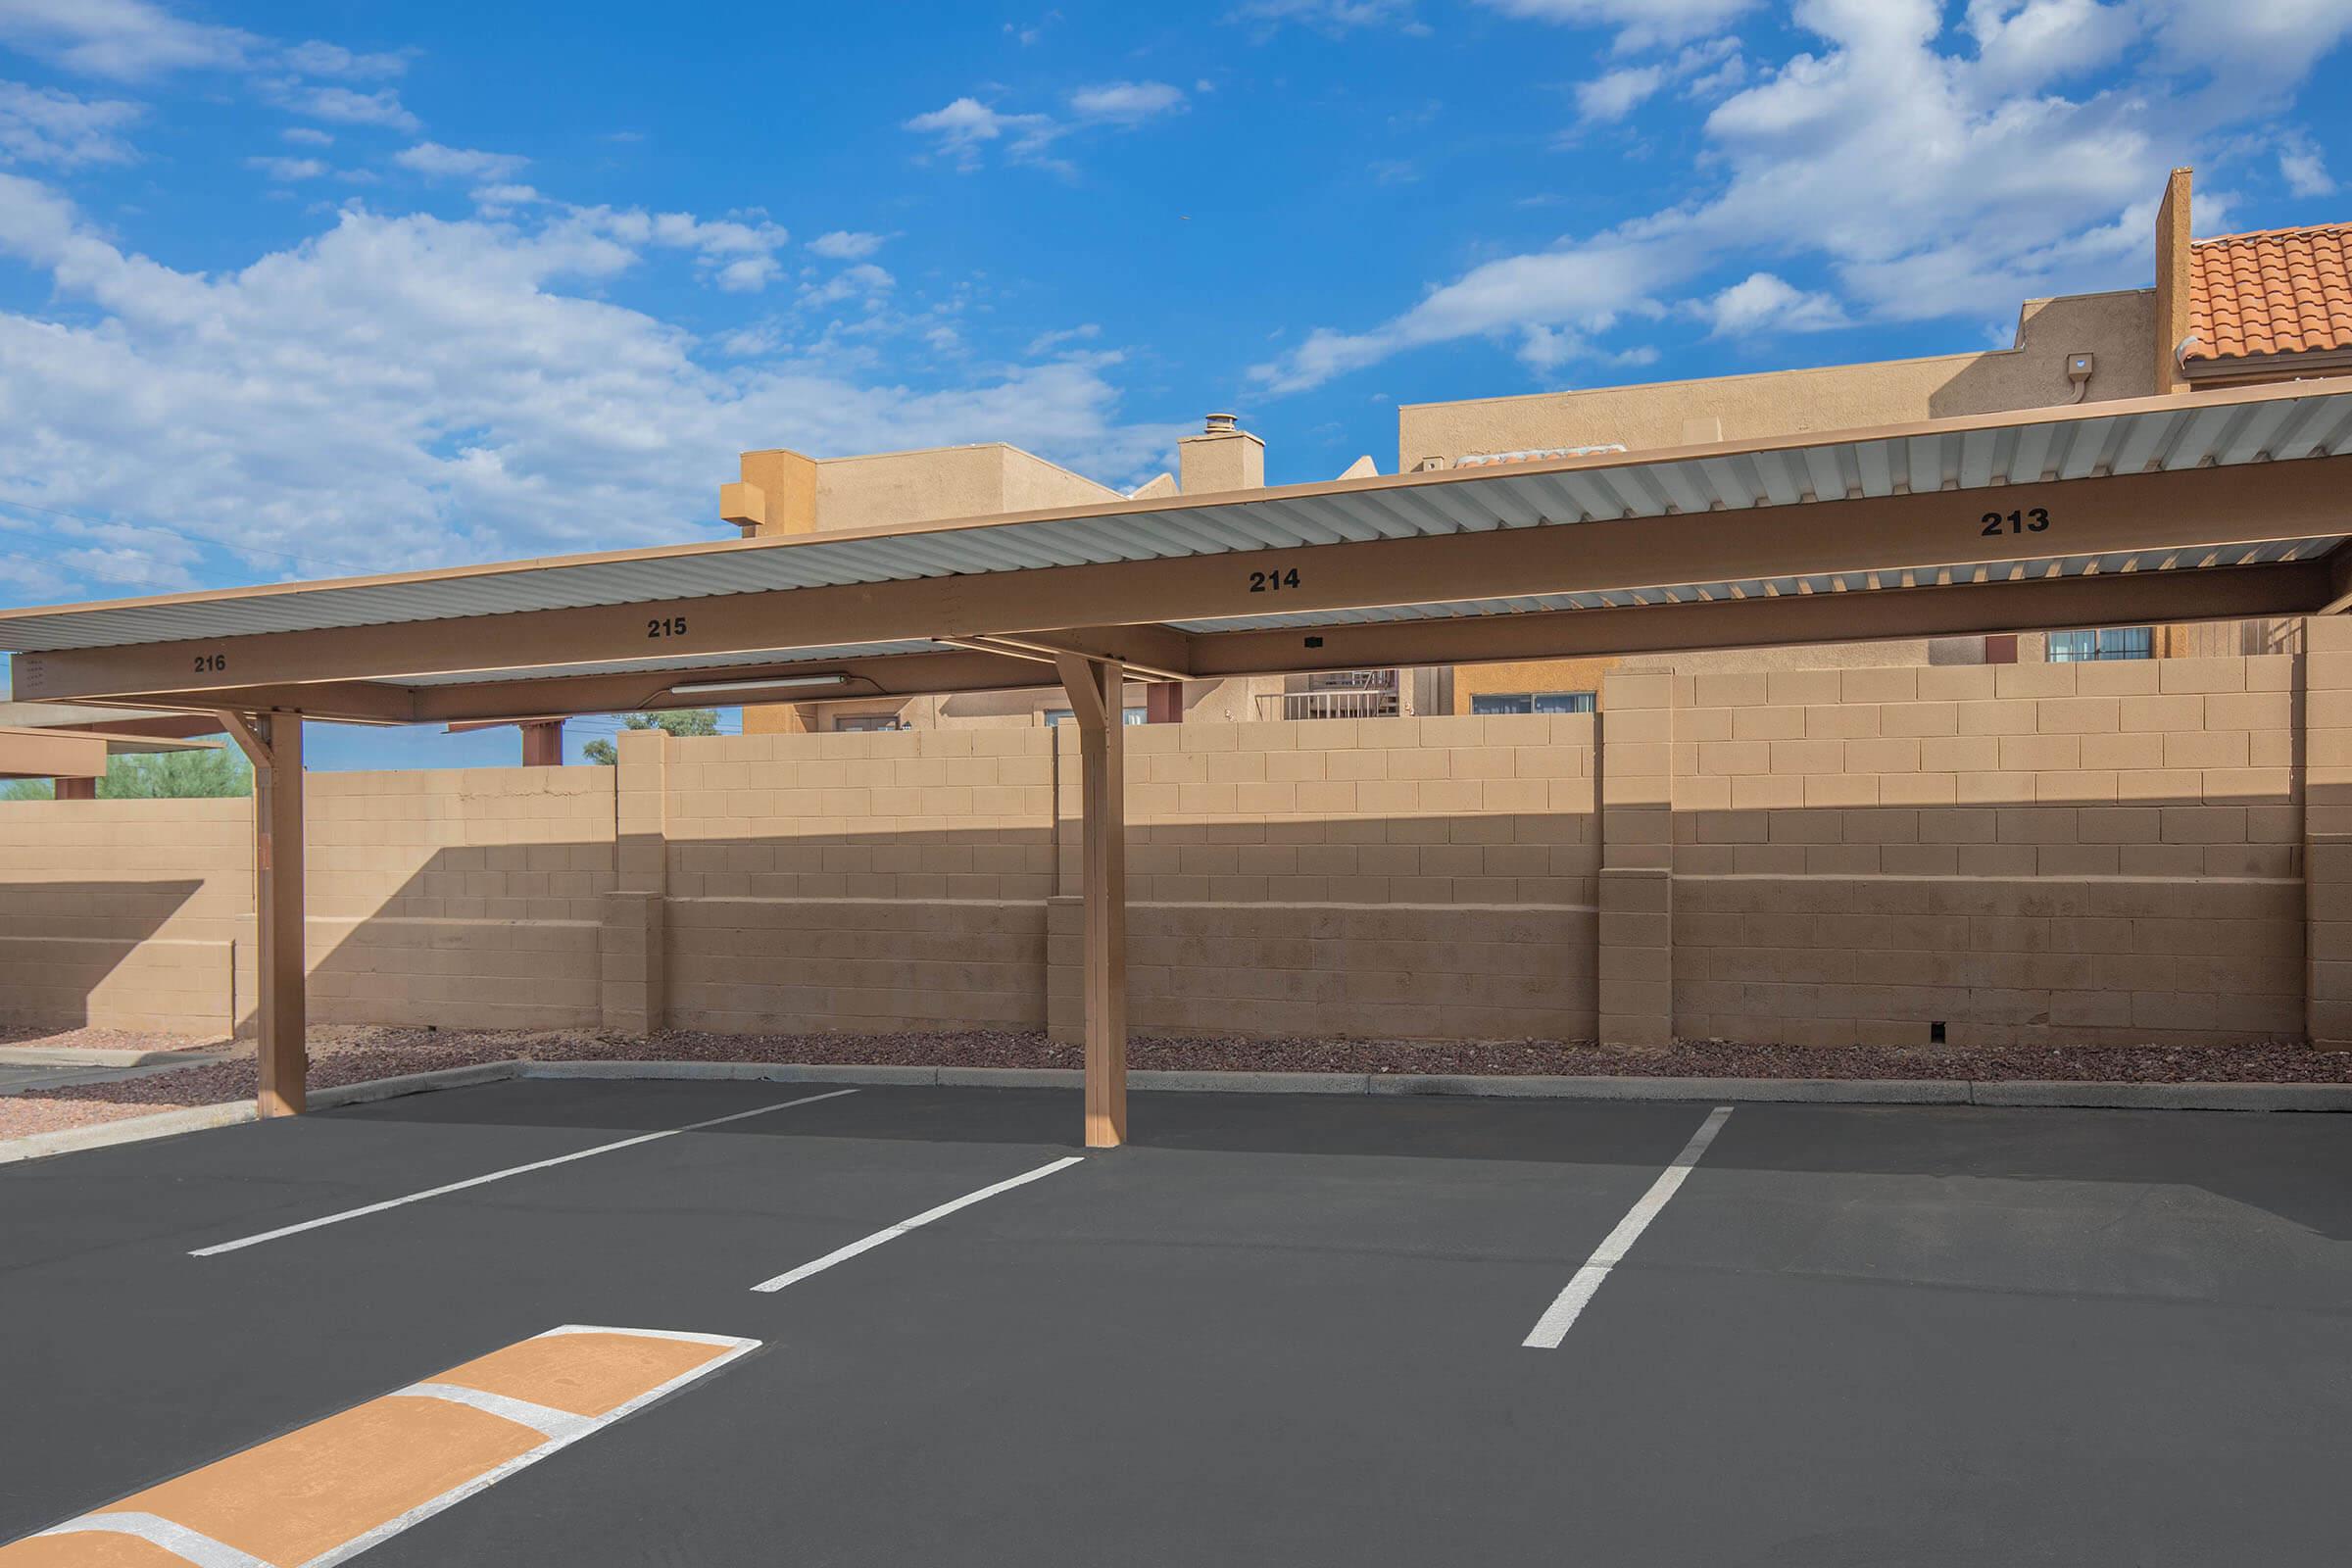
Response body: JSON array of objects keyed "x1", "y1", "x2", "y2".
[
  {"x1": 2154, "y1": 168, "x2": 2192, "y2": 396},
  {"x1": 720, "y1": 448, "x2": 818, "y2": 537},
  {"x1": 1178, "y1": 413, "x2": 1265, "y2": 495}
]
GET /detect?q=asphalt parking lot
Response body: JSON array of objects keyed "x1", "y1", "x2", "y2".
[{"x1": 2, "y1": 1080, "x2": 2348, "y2": 1566}]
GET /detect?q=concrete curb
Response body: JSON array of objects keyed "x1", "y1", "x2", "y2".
[
  {"x1": 519, "y1": 1060, "x2": 940, "y2": 1086},
  {"x1": 0, "y1": 1100, "x2": 259, "y2": 1166},
  {"x1": 1137, "y1": 1069, "x2": 1375, "y2": 1095},
  {"x1": 0, "y1": 1046, "x2": 227, "y2": 1068},
  {"x1": 1362, "y1": 1073, "x2": 1974, "y2": 1103},
  {"x1": 312, "y1": 1061, "x2": 522, "y2": 1108},
  {"x1": 1965, "y1": 1080, "x2": 2352, "y2": 1111}
]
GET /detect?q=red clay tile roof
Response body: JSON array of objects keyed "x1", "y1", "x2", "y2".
[{"x1": 2184, "y1": 223, "x2": 2352, "y2": 363}]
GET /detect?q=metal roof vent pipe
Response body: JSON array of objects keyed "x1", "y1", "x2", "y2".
[{"x1": 1179, "y1": 412, "x2": 1265, "y2": 495}]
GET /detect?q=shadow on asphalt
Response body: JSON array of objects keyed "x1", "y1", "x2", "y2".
[{"x1": 323, "y1": 1078, "x2": 2352, "y2": 1238}]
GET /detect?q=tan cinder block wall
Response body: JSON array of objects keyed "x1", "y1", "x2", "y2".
[
  {"x1": 1046, "y1": 714, "x2": 1600, "y2": 1043},
  {"x1": 1668, "y1": 657, "x2": 2304, "y2": 1047},
  {"x1": 660, "y1": 726, "x2": 1056, "y2": 1033},
  {"x1": 304, "y1": 765, "x2": 615, "y2": 1031},
  {"x1": 0, "y1": 798, "x2": 247, "y2": 1034},
  {"x1": 0, "y1": 640, "x2": 2331, "y2": 1052}
]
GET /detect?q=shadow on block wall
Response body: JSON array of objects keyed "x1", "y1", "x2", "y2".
[{"x1": 0, "y1": 879, "x2": 215, "y2": 1034}]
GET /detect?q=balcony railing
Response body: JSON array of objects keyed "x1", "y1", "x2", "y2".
[{"x1": 1257, "y1": 687, "x2": 1401, "y2": 721}]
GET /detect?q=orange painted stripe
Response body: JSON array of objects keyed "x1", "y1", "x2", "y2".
[
  {"x1": 124, "y1": 1397, "x2": 543, "y2": 1567},
  {"x1": 0, "y1": 1536, "x2": 192, "y2": 1567},
  {"x1": 431, "y1": 1330, "x2": 734, "y2": 1419},
  {"x1": 3, "y1": 1327, "x2": 757, "y2": 1568}
]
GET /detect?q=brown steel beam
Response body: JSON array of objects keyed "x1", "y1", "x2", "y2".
[
  {"x1": 16, "y1": 458, "x2": 2349, "y2": 705},
  {"x1": 1181, "y1": 558, "x2": 2334, "y2": 678}
]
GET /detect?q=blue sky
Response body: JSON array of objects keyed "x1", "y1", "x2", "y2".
[{"x1": 1, "y1": 0, "x2": 2347, "y2": 768}]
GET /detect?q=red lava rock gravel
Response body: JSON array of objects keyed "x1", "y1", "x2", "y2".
[{"x1": 6, "y1": 1023, "x2": 2349, "y2": 1144}]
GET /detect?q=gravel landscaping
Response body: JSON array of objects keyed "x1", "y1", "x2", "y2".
[{"x1": 5, "y1": 1022, "x2": 2350, "y2": 1143}]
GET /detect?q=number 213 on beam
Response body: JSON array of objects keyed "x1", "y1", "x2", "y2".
[{"x1": 1981, "y1": 508, "x2": 2050, "y2": 536}]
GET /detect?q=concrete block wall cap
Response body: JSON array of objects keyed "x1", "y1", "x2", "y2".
[
  {"x1": 0, "y1": 1100, "x2": 257, "y2": 1166},
  {"x1": 1968, "y1": 1080, "x2": 2352, "y2": 1111}
]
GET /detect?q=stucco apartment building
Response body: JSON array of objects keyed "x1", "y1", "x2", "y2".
[{"x1": 725, "y1": 170, "x2": 2350, "y2": 735}]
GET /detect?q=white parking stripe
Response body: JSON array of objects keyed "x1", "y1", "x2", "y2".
[
  {"x1": 751, "y1": 1154, "x2": 1086, "y2": 1293},
  {"x1": 189, "y1": 1089, "x2": 859, "y2": 1257},
  {"x1": 29, "y1": 1511, "x2": 271, "y2": 1567},
  {"x1": 392, "y1": 1383, "x2": 594, "y2": 1442},
  {"x1": 1521, "y1": 1104, "x2": 1733, "y2": 1348}
]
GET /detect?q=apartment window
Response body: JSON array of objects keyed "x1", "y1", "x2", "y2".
[
  {"x1": 2047, "y1": 627, "x2": 2153, "y2": 662},
  {"x1": 1044, "y1": 708, "x2": 1148, "y2": 726},
  {"x1": 1471, "y1": 691, "x2": 1597, "y2": 715},
  {"x1": 834, "y1": 713, "x2": 909, "y2": 732}
]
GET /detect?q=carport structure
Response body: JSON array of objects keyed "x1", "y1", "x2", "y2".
[{"x1": 3, "y1": 378, "x2": 2350, "y2": 1144}]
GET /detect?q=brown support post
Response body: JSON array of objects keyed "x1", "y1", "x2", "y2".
[
  {"x1": 1055, "y1": 653, "x2": 1128, "y2": 1148},
  {"x1": 222, "y1": 711, "x2": 307, "y2": 1115},
  {"x1": 519, "y1": 718, "x2": 564, "y2": 766},
  {"x1": 53, "y1": 775, "x2": 97, "y2": 800},
  {"x1": 1145, "y1": 681, "x2": 1184, "y2": 723}
]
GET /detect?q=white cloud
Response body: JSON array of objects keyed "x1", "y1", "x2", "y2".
[
  {"x1": 799, "y1": 262, "x2": 895, "y2": 307},
  {"x1": 278, "y1": 40, "x2": 409, "y2": 79},
  {"x1": 1068, "y1": 80, "x2": 1186, "y2": 122},
  {"x1": 1574, "y1": 38, "x2": 1744, "y2": 122},
  {"x1": 2279, "y1": 132, "x2": 2336, "y2": 197},
  {"x1": 1963, "y1": 0, "x2": 2139, "y2": 88},
  {"x1": 1026, "y1": 322, "x2": 1102, "y2": 355},
  {"x1": 904, "y1": 96, "x2": 1059, "y2": 171},
  {"x1": 246, "y1": 155, "x2": 326, "y2": 181},
  {"x1": 468, "y1": 182, "x2": 543, "y2": 214},
  {"x1": 0, "y1": 82, "x2": 141, "y2": 168},
  {"x1": 1253, "y1": 236, "x2": 1682, "y2": 392},
  {"x1": 0, "y1": 0, "x2": 255, "y2": 80},
  {"x1": 281, "y1": 125, "x2": 333, "y2": 147},
  {"x1": 1477, "y1": 0, "x2": 1757, "y2": 50},
  {"x1": 395, "y1": 142, "x2": 530, "y2": 180},
  {"x1": 0, "y1": 172, "x2": 1181, "y2": 605},
  {"x1": 716, "y1": 255, "x2": 781, "y2": 292},
  {"x1": 2147, "y1": 0, "x2": 2352, "y2": 91},
  {"x1": 270, "y1": 82, "x2": 419, "y2": 131},
  {"x1": 1575, "y1": 65, "x2": 1666, "y2": 122},
  {"x1": 1703, "y1": 271, "x2": 1849, "y2": 334},
  {"x1": 1227, "y1": 0, "x2": 1423, "y2": 31},
  {"x1": 906, "y1": 81, "x2": 1188, "y2": 172},
  {"x1": 1257, "y1": 0, "x2": 2352, "y2": 391},
  {"x1": 808, "y1": 229, "x2": 886, "y2": 260}
]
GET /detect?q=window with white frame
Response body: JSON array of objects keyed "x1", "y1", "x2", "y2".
[
  {"x1": 2047, "y1": 627, "x2": 2153, "y2": 662},
  {"x1": 1044, "y1": 708, "x2": 1148, "y2": 726},
  {"x1": 1470, "y1": 690, "x2": 1597, "y2": 715}
]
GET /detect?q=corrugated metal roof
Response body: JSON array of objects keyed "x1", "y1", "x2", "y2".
[{"x1": 2, "y1": 382, "x2": 2347, "y2": 656}]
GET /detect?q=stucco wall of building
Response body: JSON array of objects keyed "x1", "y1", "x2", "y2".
[{"x1": 1396, "y1": 289, "x2": 2158, "y2": 469}]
